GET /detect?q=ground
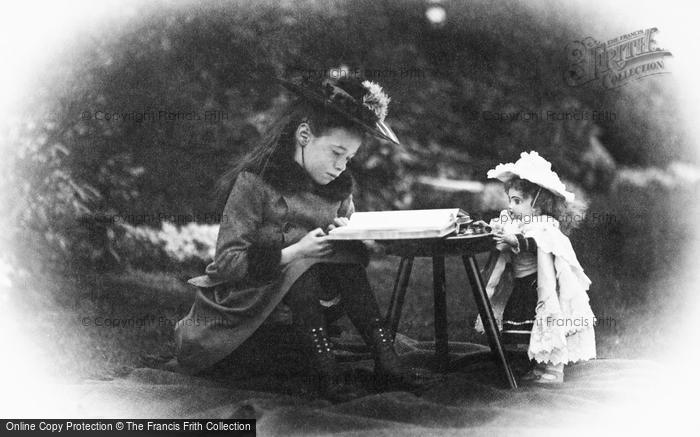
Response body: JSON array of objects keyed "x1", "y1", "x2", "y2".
[
  {"x1": 9, "y1": 253, "x2": 664, "y2": 383},
  {"x1": 4, "y1": 255, "x2": 693, "y2": 433}
]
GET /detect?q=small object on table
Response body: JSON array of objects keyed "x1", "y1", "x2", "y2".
[{"x1": 459, "y1": 221, "x2": 492, "y2": 236}]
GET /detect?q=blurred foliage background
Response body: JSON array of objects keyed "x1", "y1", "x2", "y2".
[{"x1": 2, "y1": 0, "x2": 698, "y2": 377}]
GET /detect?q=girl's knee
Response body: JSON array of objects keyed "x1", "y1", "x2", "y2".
[{"x1": 322, "y1": 263, "x2": 368, "y2": 283}]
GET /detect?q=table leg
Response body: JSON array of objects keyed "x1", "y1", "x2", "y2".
[
  {"x1": 462, "y1": 255, "x2": 518, "y2": 389},
  {"x1": 386, "y1": 257, "x2": 414, "y2": 341},
  {"x1": 433, "y1": 256, "x2": 449, "y2": 372}
]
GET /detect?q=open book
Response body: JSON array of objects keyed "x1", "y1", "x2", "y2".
[{"x1": 326, "y1": 208, "x2": 470, "y2": 240}]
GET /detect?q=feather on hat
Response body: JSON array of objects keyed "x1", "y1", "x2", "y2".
[{"x1": 277, "y1": 76, "x2": 400, "y2": 145}]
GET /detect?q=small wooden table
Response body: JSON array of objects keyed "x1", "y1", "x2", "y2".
[{"x1": 382, "y1": 233, "x2": 517, "y2": 389}]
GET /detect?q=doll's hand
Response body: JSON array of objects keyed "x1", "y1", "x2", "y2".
[
  {"x1": 326, "y1": 217, "x2": 350, "y2": 232},
  {"x1": 493, "y1": 232, "x2": 518, "y2": 248},
  {"x1": 489, "y1": 222, "x2": 504, "y2": 234}
]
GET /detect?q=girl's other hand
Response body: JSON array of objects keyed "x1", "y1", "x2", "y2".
[
  {"x1": 326, "y1": 217, "x2": 350, "y2": 232},
  {"x1": 294, "y1": 228, "x2": 333, "y2": 258}
]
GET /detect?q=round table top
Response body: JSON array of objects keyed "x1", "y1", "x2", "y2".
[{"x1": 380, "y1": 232, "x2": 495, "y2": 257}]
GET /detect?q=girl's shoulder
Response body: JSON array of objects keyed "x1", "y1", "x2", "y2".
[
  {"x1": 226, "y1": 171, "x2": 279, "y2": 205},
  {"x1": 237, "y1": 170, "x2": 263, "y2": 184},
  {"x1": 235, "y1": 171, "x2": 276, "y2": 193}
]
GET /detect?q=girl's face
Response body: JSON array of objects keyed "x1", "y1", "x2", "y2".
[
  {"x1": 507, "y1": 188, "x2": 538, "y2": 220},
  {"x1": 295, "y1": 127, "x2": 362, "y2": 185}
]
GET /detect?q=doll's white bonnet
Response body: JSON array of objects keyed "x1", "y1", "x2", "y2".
[{"x1": 487, "y1": 151, "x2": 575, "y2": 202}]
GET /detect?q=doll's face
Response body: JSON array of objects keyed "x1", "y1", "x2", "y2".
[
  {"x1": 507, "y1": 188, "x2": 539, "y2": 220},
  {"x1": 295, "y1": 127, "x2": 362, "y2": 185}
]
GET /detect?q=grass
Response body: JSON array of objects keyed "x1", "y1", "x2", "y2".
[
  {"x1": 9, "y1": 269, "x2": 194, "y2": 382},
  {"x1": 9, "y1": 250, "x2": 676, "y2": 383}
]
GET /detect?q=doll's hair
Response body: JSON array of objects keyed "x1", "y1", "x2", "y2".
[
  {"x1": 215, "y1": 99, "x2": 364, "y2": 212},
  {"x1": 503, "y1": 177, "x2": 586, "y2": 234}
]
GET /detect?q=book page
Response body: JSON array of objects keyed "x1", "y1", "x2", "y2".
[{"x1": 327, "y1": 208, "x2": 467, "y2": 240}]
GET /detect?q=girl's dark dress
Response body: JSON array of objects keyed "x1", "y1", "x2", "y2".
[{"x1": 174, "y1": 167, "x2": 368, "y2": 374}]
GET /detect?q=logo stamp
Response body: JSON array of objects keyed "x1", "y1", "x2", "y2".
[{"x1": 565, "y1": 27, "x2": 672, "y2": 88}]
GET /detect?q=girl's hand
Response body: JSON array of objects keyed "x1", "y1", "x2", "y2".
[
  {"x1": 326, "y1": 217, "x2": 350, "y2": 232},
  {"x1": 493, "y1": 232, "x2": 518, "y2": 248},
  {"x1": 282, "y1": 228, "x2": 333, "y2": 262}
]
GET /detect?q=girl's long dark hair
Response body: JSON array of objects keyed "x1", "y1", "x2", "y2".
[{"x1": 215, "y1": 99, "x2": 363, "y2": 213}]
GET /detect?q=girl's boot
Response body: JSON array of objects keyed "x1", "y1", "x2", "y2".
[
  {"x1": 305, "y1": 326, "x2": 367, "y2": 402},
  {"x1": 365, "y1": 318, "x2": 425, "y2": 390}
]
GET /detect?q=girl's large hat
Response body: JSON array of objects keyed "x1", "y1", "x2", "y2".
[
  {"x1": 487, "y1": 151, "x2": 575, "y2": 202},
  {"x1": 277, "y1": 76, "x2": 400, "y2": 145}
]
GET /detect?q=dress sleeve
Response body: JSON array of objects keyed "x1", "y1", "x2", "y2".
[
  {"x1": 205, "y1": 172, "x2": 282, "y2": 283},
  {"x1": 515, "y1": 233, "x2": 537, "y2": 254},
  {"x1": 337, "y1": 194, "x2": 356, "y2": 218},
  {"x1": 335, "y1": 193, "x2": 369, "y2": 266},
  {"x1": 536, "y1": 249, "x2": 558, "y2": 304}
]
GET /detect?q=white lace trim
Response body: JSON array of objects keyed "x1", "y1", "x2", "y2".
[{"x1": 528, "y1": 299, "x2": 596, "y2": 365}]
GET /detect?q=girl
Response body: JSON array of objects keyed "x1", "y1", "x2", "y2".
[
  {"x1": 174, "y1": 76, "x2": 416, "y2": 402},
  {"x1": 482, "y1": 151, "x2": 596, "y2": 384}
]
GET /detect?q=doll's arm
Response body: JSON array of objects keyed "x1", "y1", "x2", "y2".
[
  {"x1": 493, "y1": 232, "x2": 537, "y2": 254},
  {"x1": 515, "y1": 234, "x2": 537, "y2": 253}
]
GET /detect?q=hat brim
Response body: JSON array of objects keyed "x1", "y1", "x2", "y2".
[
  {"x1": 277, "y1": 78, "x2": 400, "y2": 145},
  {"x1": 487, "y1": 167, "x2": 575, "y2": 203}
]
